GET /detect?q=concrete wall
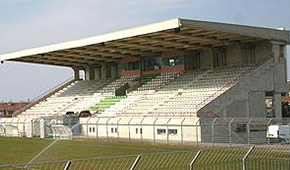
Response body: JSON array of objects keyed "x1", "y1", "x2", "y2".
[
  {"x1": 80, "y1": 117, "x2": 200, "y2": 144},
  {"x1": 199, "y1": 42, "x2": 288, "y2": 119}
]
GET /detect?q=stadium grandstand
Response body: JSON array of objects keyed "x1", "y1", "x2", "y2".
[{"x1": 0, "y1": 18, "x2": 289, "y2": 143}]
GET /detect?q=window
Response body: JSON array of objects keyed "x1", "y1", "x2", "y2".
[
  {"x1": 136, "y1": 128, "x2": 138, "y2": 134},
  {"x1": 157, "y1": 129, "x2": 166, "y2": 135},
  {"x1": 111, "y1": 128, "x2": 114, "y2": 133},
  {"x1": 168, "y1": 129, "x2": 178, "y2": 135},
  {"x1": 115, "y1": 128, "x2": 117, "y2": 133},
  {"x1": 89, "y1": 127, "x2": 92, "y2": 132},
  {"x1": 92, "y1": 127, "x2": 95, "y2": 133},
  {"x1": 236, "y1": 124, "x2": 247, "y2": 132}
]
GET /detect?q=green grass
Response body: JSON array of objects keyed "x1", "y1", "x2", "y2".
[
  {"x1": 0, "y1": 137, "x2": 51, "y2": 165},
  {"x1": 0, "y1": 137, "x2": 194, "y2": 165},
  {"x1": 0, "y1": 137, "x2": 289, "y2": 170}
]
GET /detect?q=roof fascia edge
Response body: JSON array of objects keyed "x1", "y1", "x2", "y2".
[
  {"x1": 179, "y1": 18, "x2": 289, "y2": 44},
  {"x1": 0, "y1": 18, "x2": 181, "y2": 62}
]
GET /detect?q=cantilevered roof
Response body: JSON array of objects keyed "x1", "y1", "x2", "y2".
[{"x1": 1, "y1": 18, "x2": 289, "y2": 68}]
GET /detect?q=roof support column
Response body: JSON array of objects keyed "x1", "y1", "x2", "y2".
[
  {"x1": 72, "y1": 67, "x2": 80, "y2": 80},
  {"x1": 94, "y1": 67, "x2": 101, "y2": 80},
  {"x1": 271, "y1": 42, "x2": 283, "y2": 119},
  {"x1": 111, "y1": 63, "x2": 117, "y2": 78},
  {"x1": 140, "y1": 58, "x2": 144, "y2": 77},
  {"x1": 85, "y1": 66, "x2": 95, "y2": 81},
  {"x1": 101, "y1": 63, "x2": 107, "y2": 79}
]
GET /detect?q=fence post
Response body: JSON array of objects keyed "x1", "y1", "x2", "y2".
[
  {"x1": 63, "y1": 160, "x2": 71, "y2": 170},
  {"x1": 130, "y1": 155, "x2": 142, "y2": 170},
  {"x1": 140, "y1": 117, "x2": 145, "y2": 143},
  {"x1": 181, "y1": 118, "x2": 185, "y2": 146},
  {"x1": 189, "y1": 150, "x2": 202, "y2": 170},
  {"x1": 196, "y1": 119, "x2": 200, "y2": 146},
  {"x1": 267, "y1": 118, "x2": 272, "y2": 145},
  {"x1": 96, "y1": 118, "x2": 100, "y2": 140},
  {"x1": 106, "y1": 118, "x2": 111, "y2": 141},
  {"x1": 247, "y1": 119, "x2": 252, "y2": 144},
  {"x1": 212, "y1": 118, "x2": 217, "y2": 146},
  {"x1": 153, "y1": 118, "x2": 158, "y2": 144},
  {"x1": 166, "y1": 118, "x2": 171, "y2": 145},
  {"x1": 128, "y1": 118, "x2": 132, "y2": 142},
  {"x1": 242, "y1": 145, "x2": 255, "y2": 170},
  {"x1": 117, "y1": 118, "x2": 121, "y2": 140},
  {"x1": 229, "y1": 118, "x2": 234, "y2": 147}
]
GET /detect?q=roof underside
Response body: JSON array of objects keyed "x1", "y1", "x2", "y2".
[{"x1": 1, "y1": 18, "x2": 289, "y2": 68}]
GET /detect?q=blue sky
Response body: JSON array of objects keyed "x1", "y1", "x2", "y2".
[{"x1": 0, "y1": 0, "x2": 289, "y2": 102}]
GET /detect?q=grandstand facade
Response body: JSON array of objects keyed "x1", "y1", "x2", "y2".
[{"x1": 0, "y1": 18, "x2": 289, "y2": 143}]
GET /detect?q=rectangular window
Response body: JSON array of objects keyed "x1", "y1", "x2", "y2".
[
  {"x1": 236, "y1": 124, "x2": 247, "y2": 132},
  {"x1": 157, "y1": 129, "x2": 166, "y2": 135},
  {"x1": 136, "y1": 128, "x2": 138, "y2": 134},
  {"x1": 168, "y1": 129, "x2": 178, "y2": 135},
  {"x1": 92, "y1": 127, "x2": 95, "y2": 133},
  {"x1": 115, "y1": 128, "x2": 117, "y2": 133},
  {"x1": 111, "y1": 128, "x2": 114, "y2": 133},
  {"x1": 89, "y1": 127, "x2": 92, "y2": 132}
]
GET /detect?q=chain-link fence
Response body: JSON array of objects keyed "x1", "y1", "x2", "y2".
[
  {"x1": 1, "y1": 145, "x2": 289, "y2": 170},
  {"x1": 1, "y1": 117, "x2": 290, "y2": 146}
]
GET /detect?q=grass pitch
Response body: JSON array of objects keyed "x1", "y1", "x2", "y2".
[
  {"x1": 0, "y1": 137, "x2": 195, "y2": 165},
  {"x1": 0, "y1": 137, "x2": 289, "y2": 170}
]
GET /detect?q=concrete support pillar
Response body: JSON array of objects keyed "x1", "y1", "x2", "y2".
[
  {"x1": 272, "y1": 43, "x2": 279, "y2": 64},
  {"x1": 94, "y1": 67, "x2": 101, "y2": 80},
  {"x1": 236, "y1": 43, "x2": 242, "y2": 63},
  {"x1": 274, "y1": 93, "x2": 282, "y2": 119},
  {"x1": 101, "y1": 63, "x2": 107, "y2": 79},
  {"x1": 72, "y1": 68, "x2": 80, "y2": 80},
  {"x1": 111, "y1": 64, "x2": 117, "y2": 78},
  {"x1": 116, "y1": 63, "x2": 121, "y2": 78},
  {"x1": 140, "y1": 59, "x2": 143, "y2": 77},
  {"x1": 85, "y1": 66, "x2": 95, "y2": 81},
  {"x1": 208, "y1": 48, "x2": 214, "y2": 68}
]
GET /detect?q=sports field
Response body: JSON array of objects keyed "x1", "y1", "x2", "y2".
[
  {"x1": 0, "y1": 137, "x2": 289, "y2": 170},
  {"x1": 0, "y1": 137, "x2": 195, "y2": 165}
]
